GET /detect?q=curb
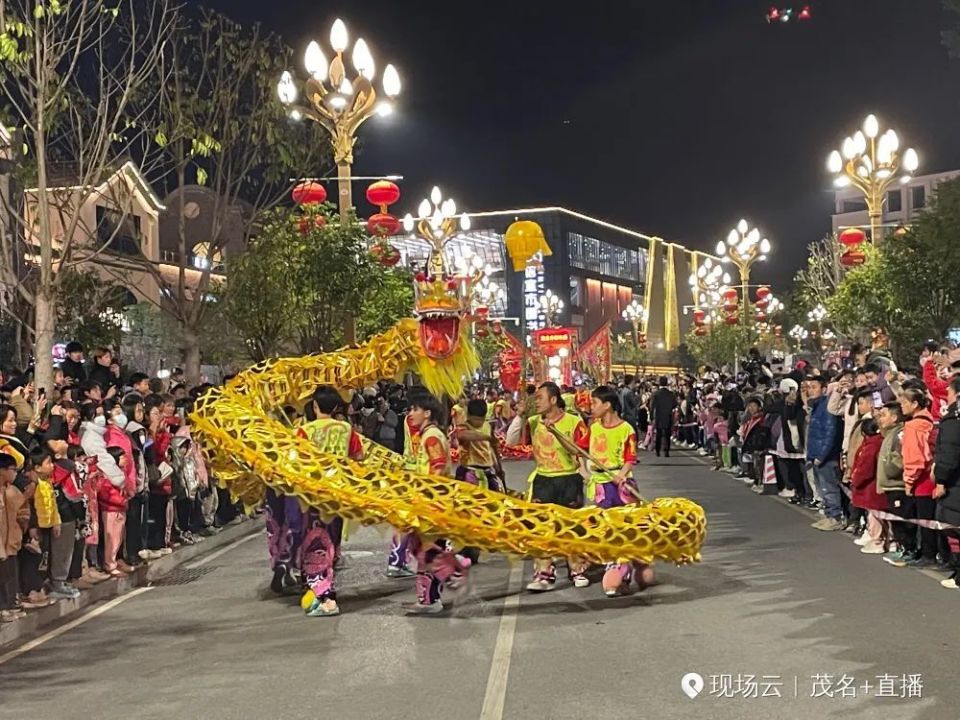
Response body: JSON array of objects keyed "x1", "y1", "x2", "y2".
[{"x1": 0, "y1": 516, "x2": 264, "y2": 649}]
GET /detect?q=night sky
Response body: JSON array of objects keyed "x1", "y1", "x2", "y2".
[{"x1": 191, "y1": 0, "x2": 960, "y2": 287}]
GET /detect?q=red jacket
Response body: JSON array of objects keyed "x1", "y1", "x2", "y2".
[
  {"x1": 902, "y1": 409, "x2": 935, "y2": 497},
  {"x1": 923, "y1": 361, "x2": 950, "y2": 422},
  {"x1": 850, "y1": 433, "x2": 885, "y2": 510}
]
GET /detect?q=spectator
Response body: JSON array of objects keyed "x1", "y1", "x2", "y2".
[
  {"x1": 934, "y1": 377, "x2": 960, "y2": 588},
  {"x1": 88, "y1": 348, "x2": 118, "y2": 397},
  {"x1": 650, "y1": 376, "x2": 677, "y2": 458},
  {"x1": 128, "y1": 373, "x2": 150, "y2": 398},
  {"x1": 805, "y1": 376, "x2": 843, "y2": 531},
  {"x1": 899, "y1": 387, "x2": 936, "y2": 567},
  {"x1": 60, "y1": 342, "x2": 87, "y2": 385}
]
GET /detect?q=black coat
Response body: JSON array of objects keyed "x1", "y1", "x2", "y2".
[
  {"x1": 936, "y1": 403, "x2": 960, "y2": 525},
  {"x1": 60, "y1": 358, "x2": 86, "y2": 384},
  {"x1": 650, "y1": 387, "x2": 677, "y2": 429},
  {"x1": 88, "y1": 364, "x2": 117, "y2": 393}
]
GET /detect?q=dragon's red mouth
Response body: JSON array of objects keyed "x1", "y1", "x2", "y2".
[{"x1": 418, "y1": 312, "x2": 462, "y2": 360}]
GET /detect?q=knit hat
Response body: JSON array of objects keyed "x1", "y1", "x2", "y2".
[{"x1": 779, "y1": 378, "x2": 799, "y2": 394}]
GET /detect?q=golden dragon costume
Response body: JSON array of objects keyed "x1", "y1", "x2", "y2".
[{"x1": 189, "y1": 208, "x2": 707, "y2": 566}]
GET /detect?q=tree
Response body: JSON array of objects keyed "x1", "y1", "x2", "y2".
[
  {"x1": 220, "y1": 205, "x2": 377, "y2": 357},
  {"x1": 128, "y1": 7, "x2": 330, "y2": 383},
  {"x1": 358, "y1": 265, "x2": 414, "y2": 341},
  {"x1": 54, "y1": 267, "x2": 133, "y2": 352},
  {"x1": 684, "y1": 323, "x2": 752, "y2": 371},
  {"x1": 0, "y1": 0, "x2": 175, "y2": 390},
  {"x1": 793, "y1": 234, "x2": 846, "y2": 320}
]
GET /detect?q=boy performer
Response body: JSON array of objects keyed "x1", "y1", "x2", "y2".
[
  {"x1": 511, "y1": 381, "x2": 591, "y2": 592},
  {"x1": 585, "y1": 386, "x2": 655, "y2": 597},
  {"x1": 386, "y1": 410, "x2": 421, "y2": 578},
  {"x1": 454, "y1": 398, "x2": 505, "y2": 493},
  {"x1": 297, "y1": 386, "x2": 364, "y2": 617}
]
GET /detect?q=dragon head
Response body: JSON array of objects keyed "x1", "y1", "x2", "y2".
[{"x1": 413, "y1": 271, "x2": 474, "y2": 360}]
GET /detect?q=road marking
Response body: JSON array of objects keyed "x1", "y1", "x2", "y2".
[
  {"x1": 479, "y1": 562, "x2": 525, "y2": 720},
  {"x1": 0, "y1": 587, "x2": 155, "y2": 666},
  {"x1": 185, "y1": 532, "x2": 260, "y2": 569}
]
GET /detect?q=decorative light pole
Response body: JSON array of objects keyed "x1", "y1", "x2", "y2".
[
  {"x1": 539, "y1": 289, "x2": 564, "y2": 328},
  {"x1": 715, "y1": 219, "x2": 770, "y2": 317},
  {"x1": 277, "y1": 18, "x2": 401, "y2": 221},
  {"x1": 827, "y1": 113, "x2": 918, "y2": 244},
  {"x1": 788, "y1": 324, "x2": 809, "y2": 351},
  {"x1": 688, "y1": 258, "x2": 730, "y2": 309},
  {"x1": 622, "y1": 298, "x2": 648, "y2": 350}
]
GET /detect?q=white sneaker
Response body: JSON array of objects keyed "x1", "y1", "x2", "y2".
[
  {"x1": 741, "y1": 476, "x2": 754, "y2": 484},
  {"x1": 777, "y1": 489, "x2": 796, "y2": 498},
  {"x1": 572, "y1": 574, "x2": 590, "y2": 588},
  {"x1": 697, "y1": 449, "x2": 708, "y2": 456},
  {"x1": 854, "y1": 534, "x2": 872, "y2": 547},
  {"x1": 525, "y1": 579, "x2": 555, "y2": 593},
  {"x1": 940, "y1": 575, "x2": 959, "y2": 589},
  {"x1": 860, "y1": 542, "x2": 886, "y2": 554},
  {"x1": 751, "y1": 485, "x2": 764, "y2": 493}
]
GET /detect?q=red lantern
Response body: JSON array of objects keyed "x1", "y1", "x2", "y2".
[
  {"x1": 476, "y1": 325, "x2": 489, "y2": 338},
  {"x1": 292, "y1": 181, "x2": 327, "y2": 205},
  {"x1": 755, "y1": 297, "x2": 770, "y2": 310},
  {"x1": 370, "y1": 242, "x2": 401, "y2": 266},
  {"x1": 367, "y1": 212, "x2": 401, "y2": 238},
  {"x1": 638, "y1": 333, "x2": 647, "y2": 349},
  {"x1": 723, "y1": 301, "x2": 738, "y2": 313},
  {"x1": 296, "y1": 215, "x2": 326, "y2": 234},
  {"x1": 492, "y1": 321, "x2": 503, "y2": 336},
  {"x1": 841, "y1": 250, "x2": 866, "y2": 267},
  {"x1": 756, "y1": 285, "x2": 771, "y2": 300},
  {"x1": 839, "y1": 228, "x2": 866, "y2": 246},
  {"x1": 693, "y1": 309, "x2": 705, "y2": 325},
  {"x1": 755, "y1": 312, "x2": 768, "y2": 322},
  {"x1": 725, "y1": 315, "x2": 740, "y2": 326},
  {"x1": 694, "y1": 326, "x2": 708, "y2": 336},
  {"x1": 366, "y1": 180, "x2": 400, "y2": 211}
]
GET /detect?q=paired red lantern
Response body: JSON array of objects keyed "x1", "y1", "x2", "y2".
[
  {"x1": 755, "y1": 311, "x2": 768, "y2": 322},
  {"x1": 839, "y1": 228, "x2": 866, "y2": 246},
  {"x1": 296, "y1": 215, "x2": 326, "y2": 234},
  {"x1": 369, "y1": 241, "x2": 401, "y2": 266},
  {"x1": 725, "y1": 314, "x2": 740, "y2": 326},
  {"x1": 693, "y1": 309, "x2": 706, "y2": 326},
  {"x1": 367, "y1": 212, "x2": 402, "y2": 237},
  {"x1": 841, "y1": 250, "x2": 866, "y2": 267},
  {"x1": 723, "y1": 301, "x2": 738, "y2": 313},
  {"x1": 366, "y1": 180, "x2": 401, "y2": 210},
  {"x1": 756, "y1": 285, "x2": 771, "y2": 300},
  {"x1": 292, "y1": 181, "x2": 327, "y2": 206}
]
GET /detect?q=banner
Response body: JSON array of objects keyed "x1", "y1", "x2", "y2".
[{"x1": 576, "y1": 321, "x2": 612, "y2": 383}]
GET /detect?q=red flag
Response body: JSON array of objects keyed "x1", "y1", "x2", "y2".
[{"x1": 576, "y1": 321, "x2": 612, "y2": 383}]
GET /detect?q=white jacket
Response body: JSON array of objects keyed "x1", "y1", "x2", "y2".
[{"x1": 80, "y1": 421, "x2": 125, "y2": 489}]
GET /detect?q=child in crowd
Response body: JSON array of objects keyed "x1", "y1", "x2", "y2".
[
  {"x1": 849, "y1": 418, "x2": 887, "y2": 554},
  {"x1": 0, "y1": 454, "x2": 28, "y2": 621}
]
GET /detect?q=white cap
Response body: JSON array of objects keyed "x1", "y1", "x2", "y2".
[{"x1": 779, "y1": 378, "x2": 799, "y2": 394}]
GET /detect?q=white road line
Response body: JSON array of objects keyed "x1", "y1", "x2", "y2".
[
  {"x1": 479, "y1": 562, "x2": 525, "y2": 720},
  {"x1": 185, "y1": 532, "x2": 260, "y2": 569},
  {"x1": 0, "y1": 587, "x2": 155, "y2": 666}
]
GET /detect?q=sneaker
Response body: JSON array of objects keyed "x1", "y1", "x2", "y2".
[
  {"x1": 199, "y1": 526, "x2": 221, "y2": 537},
  {"x1": 50, "y1": 584, "x2": 81, "y2": 600},
  {"x1": 305, "y1": 598, "x2": 341, "y2": 617},
  {"x1": 525, "y1": 578, "x2": 555, "y2": 593},
  {"x1": 403, "y1": 601, "x2": 445, "y2": 615},
  {"x1": 941, "y1": 572, "x2": 959, "y2": 589},
  {"x1": 815, "y1": 518, "x2": 845, "y2": 532},
  {"x1": 777, "y1": 489, "x2": 796, "y2": 498},
  {"x1": 906, "y1": 556, "x2": 935, "y2": 569},
  {"x1": 751, "y1": 484, "x2": 764, "y2": 493},
  {"x1": 854, "y1": 533, "x2": 872, "y2": 547},
  {"x1": 157, "y1": 547, "x2": 173, "y2": 556},
  {"x1": 270, "y1": 567, "x2": 286, "y2": 594},
  {"x1": 860, "y1": 541, "x2": 886, "y2": 554},
  {"x1": 811, "y1": 518, "x2": 831, "y2": 529},
  {"x1": 883, "y1": 550, "x2": 909, "y2": 567},
  {"x1": 117, "y1": 560, "x2": 136, "y2": 574},
  {"x1": 386, "y1": 566, "x2": 416, "y2": 579},
  {"x1": 697, "y1": 449, "x2": 708, "y2": 456},
  {"x1": 572, "y1": 574, "x2": 590, "y2": 588},
  {"x1": 0, "y1": 609, "x2": 27, "y2": 622},
  {"x1": 83, "y1": 568, "x2": 111, "y2": 582}
]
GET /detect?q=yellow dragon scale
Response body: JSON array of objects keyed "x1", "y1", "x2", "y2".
[{"x1": 190, "y1": 319, "x2": 707, "y2": 565}]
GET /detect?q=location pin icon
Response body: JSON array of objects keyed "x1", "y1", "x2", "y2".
[{"x1": 681, "y1": 672, "x2": 704, "y2": 699}]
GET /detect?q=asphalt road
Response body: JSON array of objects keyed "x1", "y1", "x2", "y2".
[{"x1": 1, "y1": 450, "x2": 957, "y2": 720}]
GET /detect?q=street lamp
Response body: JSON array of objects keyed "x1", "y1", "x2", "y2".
[
  {"x1": 402, "y1": 186, "x2": 471, "y2": 276},
  {"x1": 788, "y1": 324, "x2": 809, "y2": 350},
  {"x1": 807, "y1": 303, "x2": 828, "y2": 325},
  {"x1": 826, "y1": 113, "x2": 918, "y2": 244},
  {"x1": 688, "y1": 258, "x2": 731, "y2": 308},
  {"x1": 539, "y1": 289, "x2": 564, "y2": 327},
  {"x1": 715, "y1": 219, "x2": 771, "y2": 315},
  {"x1": 277, "y1": 18, "x2": 401, "y2": 221},
  {"x1": 622, "y1": 298, "x2": 648, "y2": 346}
]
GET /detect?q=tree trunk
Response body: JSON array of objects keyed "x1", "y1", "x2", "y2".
[
  {"x1": 181, "y1": 323, "x2": 202, "y2": 386},
  {"x1": 34, "y1": 289, "x2": 56, "y2": 392}
]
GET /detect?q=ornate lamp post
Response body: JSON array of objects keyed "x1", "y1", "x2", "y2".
[
  {"x1": 539, "y1": 289, "x2": 564, "y2": 328},
  {"x1": 715, "y1": 219, "x2": 770, "y2": 316},
  {"x1": 277, "y1": 18, "x2": 401, "y2": 221},
  {"x1": 788, "y1": 324, "x2": 809, "y2": 351},
  {"x1": 622, "y1": 298, "x2": 647, "y2": 345},
  {"x1": 827, "y1": 113, "x2": 918, "y2": 244},
  {"x1": 688, "y1": 258, "x2": 730, "y2": 309}
]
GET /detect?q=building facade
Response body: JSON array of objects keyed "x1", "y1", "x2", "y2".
[
  {"x1": 832, "y1": 168, "x2": 960, "y2": 236},
  {"x1": 388, "y1": 206, "x2": 714, "y2": 352}
]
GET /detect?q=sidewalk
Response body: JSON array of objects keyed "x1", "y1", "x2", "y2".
[{"x1": 0, "y1": 515, "x2": 264, "y2": 649}]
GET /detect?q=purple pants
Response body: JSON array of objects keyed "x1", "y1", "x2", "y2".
[
  {"x1": 265, "y1": 489, "x2": 304, "y2": 574},
  {"x1": 300, "y1": 511, "x2": 337, "y2": 600},
  {"x1": 409, "y1": 535, "x2": 458, "y2": 605}
]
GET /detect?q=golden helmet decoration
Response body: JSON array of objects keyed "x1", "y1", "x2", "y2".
[{"x1": 504, "y1": 220, "x2": 551, "y2": 271}]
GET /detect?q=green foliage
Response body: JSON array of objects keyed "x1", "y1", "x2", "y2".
[
  {"x1": 611, "y1": 333, "x2": 648, "y2": 369},
  {"x1": 358, "y1": 266, "x2": 414, "y2": 341},
  {"x1": 684, "y1": 322, "x2": 752, "y2": 370},
  {"x1": 473, "y1": 333, "x2": 505, "y2": 376},
  {"x1": 54, "y1": 269, "x2": 133, "y2": 351},
  {"x1": 221, "y1": 207, "x2": 408, "y2": 358}
]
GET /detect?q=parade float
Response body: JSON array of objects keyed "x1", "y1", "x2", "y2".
[{"x1": 190, "y1": 186, "x2": 707, "y2": 566}]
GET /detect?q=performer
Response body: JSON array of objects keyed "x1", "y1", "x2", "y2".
[
  {"x1": 266, "y1": 404, "x2": 307, "y2": 595},
  {"x1": 511, "y1": 381, "x2": 591, "y2": 592},
  {"x1": 454, "y1": 398, "x2": 505, "y2": 493},
  {"x1": 585, "y1": 386, "x2": 655, "y2": 597},
  {"x1": 297, "y1": 386, "x2": 364, "y2": 617},
  {"x1": 386, "y1": 410, "x2": 420, "y2": 579},
  {"x1": 405, "y1": 387, "x2": 465, "y2": 614}
]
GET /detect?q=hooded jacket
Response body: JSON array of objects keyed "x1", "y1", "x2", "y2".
[
  {"x1": 850, "y1": 433, "x2": 886, "y2": 511},
  {"x1": 80, "y1": 420, "x2": 127, "y2": 512},
  {"x1": 902, "y1": 408, "x2": 935, "y2": 497},
  {"x1": 806, "y1": 394, "x2": 841, "y2": 464},
  {"x1": 922, "y1": 361, "x2": 951, "y2": 422},
  {"x1": 876, "y1": 422, "x2": 904, "y2": 494}
]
